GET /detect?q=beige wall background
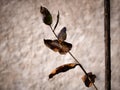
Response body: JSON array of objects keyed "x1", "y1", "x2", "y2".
[{"x1": 0, "y1": 0, "x2": 120, "y2": 90}]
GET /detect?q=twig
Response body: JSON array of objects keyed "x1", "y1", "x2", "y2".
[
  {"x1": 50, "y1": 25, "x2": 58, "y2": 38},
  {"x1": 49, "y1": 25, "x2": 98, "y2": 90}
]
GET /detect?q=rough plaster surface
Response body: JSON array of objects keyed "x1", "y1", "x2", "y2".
[{"x1": 0, "y1": 0, "x2": 120, "y2": 90}]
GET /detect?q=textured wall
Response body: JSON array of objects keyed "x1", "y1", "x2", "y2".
[{"x1": 0, "y1": 0, "x2": 120, "y2": 90}]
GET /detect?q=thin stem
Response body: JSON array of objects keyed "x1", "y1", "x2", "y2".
[
  {"x1": 50, "y1": 25, "x2": 58, "y2": 38},
  {"x1": 49, "y1": 25, "x2": 98, "y2": 90},
  {"x1": 69, "y1": 52, "x2": 87, "y2": 74}
]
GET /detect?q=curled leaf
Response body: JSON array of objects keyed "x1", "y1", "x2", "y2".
[
  {"x1": 81, "y1": 72, "x2": 96, "y2": 87},
  {"x1": 49, "y1": 63, "x2": 78, "y2": 79},
  {"x1": 44, "y1": 39, "x2": 72, "y2": 54},
  {"x1": 54, "y1": 11, "x2": 60, "y2": 30},
  {"x1": 40, "y1": 6, "x2": 52, "y2": 25},
  {"x1": 58, "y1": 27, "x2": 67, "y2": 42}
]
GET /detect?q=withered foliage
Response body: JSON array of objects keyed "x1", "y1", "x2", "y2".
[
  {"x1": 58, "y1": 27, "x2": 67, "y2": 42},
  {"x1": 49, "y1": 63, "x2": 78, "y2": 79},
  {"x1": 40, "y1": 6, "x2": 52, "y2": 25},
  {"x1": 44, "y1": 39, "x2": 72, "y2": 54},
  {"x1": 41, "y1": 6, "x2": 72, "y2": 54},
  {"x1": 40, "y1": 6, "x2": 97, "y2": 89},
  {"x1": 81, "y1": 72, "x2": 96, "y2": 87}
]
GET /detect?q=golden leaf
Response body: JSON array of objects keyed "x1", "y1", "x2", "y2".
[{"x1": 49, "y1": 63, "x2": 78, "y2": 79}]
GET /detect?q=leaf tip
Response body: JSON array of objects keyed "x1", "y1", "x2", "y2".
[{"x1": 49, "y1": 74, "x2": 54, "y2": 79}]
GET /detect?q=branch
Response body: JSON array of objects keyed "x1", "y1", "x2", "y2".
[{"x1": 49, "y1": 25, "x2": 98, "y2": 90}]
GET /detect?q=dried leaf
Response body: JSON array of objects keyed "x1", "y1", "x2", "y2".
[
  {"x1": 40, "y1": 6, "x2": 52, "y2": 25},
  {"x1": 49, "y1": 63, "x2": 78, "y2": 79},
  {"x1": 44, "y1": 39, "x2": 60, "y2": 52},
  {"x1": 44, "y1": 39, "x2": 72, "y2": 54},
  {"x1": 58, "y1": 27, "x2": 67, "y2": 42},
  {"x1": 59, "y1": 41, "x2": 72, "y2": 54},
  {"x1": 54, "y1": 11, "x2": 60, "y2": 30},
  {"x1": 81, "y1": 72, "x2": 96, "y2": 87}
]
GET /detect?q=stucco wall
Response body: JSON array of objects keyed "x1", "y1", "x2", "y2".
[{"x1": 0, "y1": 0, "x2": 120, "y2": 90}]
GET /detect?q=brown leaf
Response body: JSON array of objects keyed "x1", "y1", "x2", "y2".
[
  {"x1": 40, "y1": 6, "x2": 52, "y2": 25},
  {"x1": 44, "y1": 39, "x2": 60, "y2": 52},
  {"x1": 44, "y1": 39, "x2": 72, "y2": 54},
  {"x1": 49, "y1": 63, "x2": 78, "y2": 79},
  {"x1": 58, "y1": 27, "x2": 67, "y2": 42},
  {"x1": 59, "y1": 41, "x2": 72, "y2": 54},
  {"x1": 81, "y1": 72, "x2": 96, "y2": 87}
]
